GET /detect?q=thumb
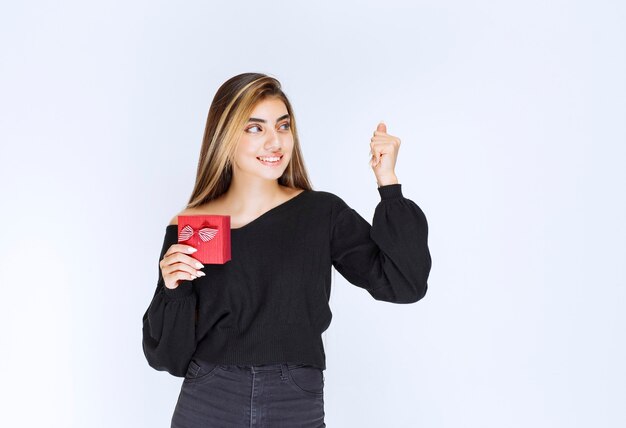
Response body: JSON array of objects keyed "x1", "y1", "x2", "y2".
[{"x1": 377, "y1": 121, "x2": 387, "y2": 134}]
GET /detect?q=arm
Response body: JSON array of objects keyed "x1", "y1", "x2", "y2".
[
  {"x1": 141, "y1": 225, "x2": 198, "y2": 377},
  {"x1": 330, "y1": 183, "x2": 432, "y2": 303}
]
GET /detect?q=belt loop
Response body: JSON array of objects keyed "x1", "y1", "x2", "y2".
[{"x1": 280, "y1": 363, "x2": 288, "y2": 380}]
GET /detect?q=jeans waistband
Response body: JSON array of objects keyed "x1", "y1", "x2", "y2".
[{"x1": 221, "y1": 362, "x2": 310, "y2": 373}]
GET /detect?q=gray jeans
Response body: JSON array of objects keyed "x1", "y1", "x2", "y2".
[{"x1": 171, "y1": 359, "x2": 326, "y2": 427}]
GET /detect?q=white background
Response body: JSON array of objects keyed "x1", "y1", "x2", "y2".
[{"x1": 1, "y1": 1, "x2": 625, "y2": 427}]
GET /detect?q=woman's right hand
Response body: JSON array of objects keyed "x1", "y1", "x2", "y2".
[{"x1": 160, "y1": 244, "x2": 206, "y2": 290}]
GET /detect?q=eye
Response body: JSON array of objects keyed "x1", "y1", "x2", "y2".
[{"x1": 246, "y1": 122, "x2": 290, "y2": 133}]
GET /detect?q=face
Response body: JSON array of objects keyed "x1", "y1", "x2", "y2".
[{"x1": 232, "y1": 97, "x2": 293, "y2": 181}]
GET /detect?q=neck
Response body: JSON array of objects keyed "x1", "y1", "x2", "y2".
[{"x1": 223, "y1": 176, "x2": 287, "y2": 216}]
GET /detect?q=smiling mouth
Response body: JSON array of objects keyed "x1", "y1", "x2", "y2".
[{"x1": 256, "y1": 155, "x2": 284, "y2": 165}]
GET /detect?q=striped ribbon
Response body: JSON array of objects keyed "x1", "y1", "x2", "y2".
[{"x1": 178, "y1": 224, "x2": 219, "y2": 242}]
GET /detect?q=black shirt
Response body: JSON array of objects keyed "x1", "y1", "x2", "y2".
[{"x1": 142, "y1": 183, "x2": 431, "y2": 377}]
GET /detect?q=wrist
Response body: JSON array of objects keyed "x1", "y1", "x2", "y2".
[{"x1": 376, "y1": 174, "x2": 399, "y2": 187}]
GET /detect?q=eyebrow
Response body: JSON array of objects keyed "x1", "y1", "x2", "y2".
[{"x1": 248, "y1": 114, "x2": 290, "y2": 124}]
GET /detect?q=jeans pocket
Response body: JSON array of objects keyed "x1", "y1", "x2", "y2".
[
  {"x1": 286, "y1": 364, "x2": 325, "y2": 397},
  {"x1": 184, "y1": 359, "x2": 222, "y2": 384}
]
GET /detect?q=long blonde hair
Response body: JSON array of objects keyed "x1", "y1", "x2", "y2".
[{"x1": 186, "y1": 72, "x2": 313, "y2": 208}]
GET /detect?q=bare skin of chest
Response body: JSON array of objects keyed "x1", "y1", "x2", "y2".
[{"x1": 184, "y1": 187, "x2": 303, "y2": 229}]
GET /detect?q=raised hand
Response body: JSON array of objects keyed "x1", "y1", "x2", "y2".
[{"x1": 369, "y1": 121, "x2": 400, "y2": 187}]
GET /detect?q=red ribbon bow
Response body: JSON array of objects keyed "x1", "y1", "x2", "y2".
[{"x1": 178, "y1": 224, "x2": 219, "y2": 242}]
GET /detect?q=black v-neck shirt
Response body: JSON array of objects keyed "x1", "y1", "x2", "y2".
[{"x1": 142, "y1": 183, "x2": 431, "y2": 377}]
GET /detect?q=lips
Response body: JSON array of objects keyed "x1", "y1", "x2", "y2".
[{"x1": 256, "y1": 154, "x2": 284, "y2": 166}]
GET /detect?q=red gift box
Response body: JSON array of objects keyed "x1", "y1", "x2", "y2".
[{"x1": 177, "y1": 215, "x2": 231, "y2": 264}]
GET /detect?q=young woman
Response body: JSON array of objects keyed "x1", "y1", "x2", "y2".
[{"x1": 142, "y1": 72, "x2": 432, "y2": 427}]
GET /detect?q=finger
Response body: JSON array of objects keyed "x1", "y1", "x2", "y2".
[
  {"x1": 162, "y1": 250, "x2": 205, "y2": 272},
  {"x1": 163, "y1": 260, "x2": 205, "y2": 279},
  {"x1": 371, "y1": 135, "x2": 393, "y2": 143},
  {"x1": 165, "y1": 243, "x2": 198, "y2": 258},
  {"x1": 369, "y1": 149, "x2": 381, "y2": 167},
  {"x1": 173, "y1": 261, "x2": 206, "y2": 277},
  {"x1": 376, "y1": 121, "x2": 387, "y2": 134},
  {"x1": 369, "y1": 150, "x2": 377, "y2": 166},
  {"x1": 163, "y1": 265, "x2": 196, "y2": 284},
  {"x1": 165, "y1": 271, "x2": 198, "y2": 290},
  {"x1": 173, "y1": 252, "x2": 205, "y2": 273},
  {"x1": 371, "y1": 138, "x2": 397, "y2": 152},
  {"x1": 162, "y1": 260, "x2": 193, "y2": 278},
  {"x1": 369, "y1": 146, "x2": 377, "y2": 164},
  {"x1": 370, "y1": 141, "x2": 387, "y2": 160},
  {"x1": 370, "y1": 139, "x2": 390, "y2": 149},
  {"x1": 162, "y1": 248, "x2": 204, "y2": 270},
  {"x1": 175, "y1": 270, "x2": 198, "y2": 282}
]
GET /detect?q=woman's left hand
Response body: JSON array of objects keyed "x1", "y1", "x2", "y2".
[{"x1": 369, "y1": 122, "x2": 400, "y2": 186}]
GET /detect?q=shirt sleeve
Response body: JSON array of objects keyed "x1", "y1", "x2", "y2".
[
  {"x1": 330, "y1": 183, "x2": 432, "y2": 303},
  {"x1": 141, "y1": 226, "x2": 198, "y2": 377}
]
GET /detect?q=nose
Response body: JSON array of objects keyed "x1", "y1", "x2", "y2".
[{"x1": 264, "y1": 128, "x2": 282, "y2": 151}]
